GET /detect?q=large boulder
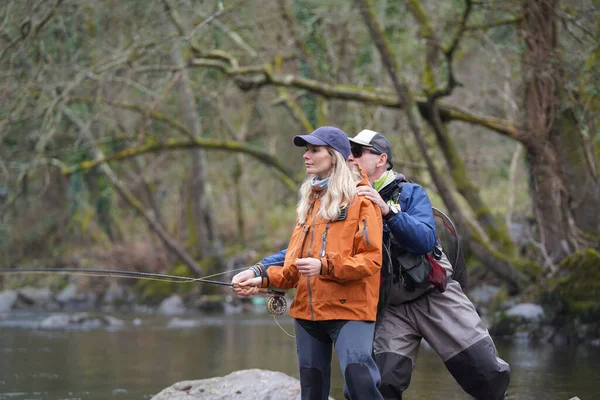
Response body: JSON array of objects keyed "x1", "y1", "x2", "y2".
[
  {"x1": 150, "y1": 369, "x2": 334, "y2": 400},
  {"x1": 489, "y1": 303, "x2": 545, "y2": 337},
  {"x1": 506, "y1": 303, "x2": 545, "y2": 322},
  {"x1": 536, "y1": 249, "x2": 600, "y2": 344}
]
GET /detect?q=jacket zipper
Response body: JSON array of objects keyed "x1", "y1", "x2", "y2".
[
  {"x1": 306, "y1": 193, "x2": 319, "y2": 321},
  {"x1": 362, "y1": 219, "x2": 370, "y2": 246}
]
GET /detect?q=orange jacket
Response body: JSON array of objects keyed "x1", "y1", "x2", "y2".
[{"x1": 263, "y1": 176, "x2": 383, "y2": 322}]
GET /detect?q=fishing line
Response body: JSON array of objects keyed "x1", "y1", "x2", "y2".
[
  {"x1": 0, "y1": 266, "x2": 290, "y2": 318},
  {"x1": 0, "y1": 267, "x2": 239, "y2": 286}
]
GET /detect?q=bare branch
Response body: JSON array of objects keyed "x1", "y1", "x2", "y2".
[
  {"x1": 189, "y1": 56, "x2": 519, "y2": 139},
  {"x1": 136, "y1": 70, "x2": 184, "y2": 141},
  {"x1": 277, "y1": 0, "x2": 317, "y2": 77},
  {"x1": 465, "y1": 17, "x2": 522, "y2": 31},
  {"x1": 61, "y1": 138, "x2": 298, "y2": 192},
  {"x1": 0, "y1": 0, "x2": 63, "y2": 61},
  {"x1": 70, "y1": 97, "x2": 193, "y2": 139}
]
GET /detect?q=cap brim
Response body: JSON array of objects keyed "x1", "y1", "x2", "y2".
[{"x1": 294, "y1": 135, "x2": 328, "y2": 147}]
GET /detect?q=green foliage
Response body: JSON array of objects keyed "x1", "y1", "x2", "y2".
[
  {"x1": 488, "y1": 24, "x2": 517, "y2": 44},
  {"x1": 487, "y1": 286, "x2": 510, "y2": 313},
  {"x1": 67, "y1": 172, "x2": 88, "y2": 217},
  {"x1": 489, "y1": 312, "x2": 527, "y2": 336}
]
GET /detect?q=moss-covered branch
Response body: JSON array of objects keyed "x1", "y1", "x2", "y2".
[
  {"x1": 61, "y1": 138, "x2": 299, "y2": 192},
  {"x1": 189, "y1": 57, "x2": 519, "y2": 139}
]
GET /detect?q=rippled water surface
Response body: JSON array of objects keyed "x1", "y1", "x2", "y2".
[{"x1": 0, "y1": 311, "x2": 599, "y2": 399}]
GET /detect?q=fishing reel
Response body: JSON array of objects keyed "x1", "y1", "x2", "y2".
[{"x1": 266, "y1": 290, "x2": 287, "y2": 316}]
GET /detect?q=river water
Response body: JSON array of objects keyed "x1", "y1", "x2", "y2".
[{"x1": 0, "y1": 311, "x2": 598, "y2": 400}]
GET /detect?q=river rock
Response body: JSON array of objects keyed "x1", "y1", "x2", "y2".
[
  {"x1": 150, "y1": 369, "x2": 335, "y2": 400},
  {"x1": 158, "y1": 295, "x2": 186, "y2": 316},
  {"x1": 18, "y1": 287, "x2": 53, "y2": 304},
  {"x1": 468, "y1": 285, "x2": 500, "y2": 306},
  {"x1": 38, "y1": 313, "x2": 124, "y2": 329},
  {"x1": 506, "y1": 303, "x2": 545, "y2": 322},
  {"x1": 0, "y1": 290, "x2": 18, "y2": 312}
]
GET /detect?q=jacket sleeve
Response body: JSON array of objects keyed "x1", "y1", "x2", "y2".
[
  {"x1": 264, "y1": 263, "x2": 300, "y2": 290},
  {"x1": 259, "y1": 249, "x2": 287, "y2": 269},
  {"x1": 259, "y1": 240, "x2": 300, "y2": 289},
  {"x1": 320, "y1": 199, "x2": 383, "y2": 282},
  {"x1": 258, "y1": 248, "x2": 299, "y2": 289},
  {"x1": 386, "y1": 183, "x2": 437, "y2": 254}
]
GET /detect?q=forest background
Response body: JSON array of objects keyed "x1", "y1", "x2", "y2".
[{"x1": 1, "y1": 0, "x2": 599, "y2": 327}]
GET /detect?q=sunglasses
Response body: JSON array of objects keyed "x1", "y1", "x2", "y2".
[{"x1": 351, "y1": 145, "x2": 382, "y2": 158}]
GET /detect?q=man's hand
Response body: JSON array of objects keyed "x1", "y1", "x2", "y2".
[
  {"x1": 357, "y1": 185, "x2": 390, "y2": 216},
  {"x1": 232, "y1": 269, "x2": 260, "y2": 297},
  {"x1": 296, "y1": 258, "x2": 322, "y2": 277},
  {"x1": 237, "y1": 276, "x2": 263, "y2": 288}
]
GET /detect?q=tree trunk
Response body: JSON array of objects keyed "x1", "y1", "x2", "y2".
[
  {"x1": 521, "y1": 0, "x2": 600, "y2": 266},
  {"x1": 169, "y1": 41, "x2": 224, "y2": 268}
]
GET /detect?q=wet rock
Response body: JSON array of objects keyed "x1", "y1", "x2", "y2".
[
  {"x1": 167, "y1": 317, "x2": 199, "y2": 328},
  {"x1": 468, "y1": 285, "x2": 500, "y2": 306},
  {"x1": 0, "y1": 290, "x2": 18, "y2": 312},
  {"x1": 38, "y1": 313, "x2": 124, "y2": 330},
  {"x1": 194, "y1": 295, "x2": 225, "y2": 313},
  {"x1": 158, "y1": 295, "x2": 186, "y2": 316},
  {"x1": 506, "y1": 303, "x2": 545, "y2": 322},
  {"x1": 102, "y1": 283, "x2": 127, "y2": 306},
  {"x1": 17, "y1": 287, "x2": 53, "y2": 305},
  {"x1": 150, "y1": 369, "x2": 335, "y2": 400},
  {"x1": 55, "y1": 283, "x2": 80, "y2": 303},
  {"x1": 55, "y1": 284, "x2": 96, "y2": 309},
  {"x1": 490, "y1": 303, "x2": 545, "y2": 337}
]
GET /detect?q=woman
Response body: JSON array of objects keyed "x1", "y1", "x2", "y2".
[{"x1": 234, "y1": 126, "x2": 384, "y2": 400}]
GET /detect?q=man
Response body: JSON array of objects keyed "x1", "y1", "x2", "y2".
[
  {"x1": 347, "y1": 129, "x2": 510, "y2": 399},
  {"x1": 233, "y1": 129, "x2": 510, "y2": 399}
]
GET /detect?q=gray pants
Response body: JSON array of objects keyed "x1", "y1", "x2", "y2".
[
  {"x1": 295, "y1": 319, "x2": 383, "y2": 400},
  {"x1": 374, "y1": 280, "x2": 510, "y2": 400}
]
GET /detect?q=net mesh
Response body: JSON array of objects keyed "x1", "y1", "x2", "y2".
[{"x1": 433, "y1": 207, "x2": 467, "y2": 289}]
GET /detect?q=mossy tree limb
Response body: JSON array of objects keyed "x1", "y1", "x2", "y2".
[
  {"x1": 188, "y1": 57, "x2": 519, "y2": 138},
  {"x1": 61, "y1": 138, "x2": 298, "y2": 192}
]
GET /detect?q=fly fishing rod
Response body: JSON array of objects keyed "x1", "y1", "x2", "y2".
[{"x1": 0, "y1": 267, "x2": 287, "y2": 316}]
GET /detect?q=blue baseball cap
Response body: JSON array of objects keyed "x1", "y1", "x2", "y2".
[{"x1": 293, "y1": 126, "x2": 351, "y2": 160}]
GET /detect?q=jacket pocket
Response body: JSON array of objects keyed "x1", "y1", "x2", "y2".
[{"x1": 396, "y1": 252, "x2": 432, "y2": 291}]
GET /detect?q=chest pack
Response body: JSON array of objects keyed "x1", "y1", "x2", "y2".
[{"x1": 385, "y1": 179, "x2": 467, "y2": 291}]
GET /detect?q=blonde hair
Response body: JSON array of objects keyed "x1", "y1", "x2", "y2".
[{"x1": 296, "y1": 148, "x2": 360, "y2": 225}]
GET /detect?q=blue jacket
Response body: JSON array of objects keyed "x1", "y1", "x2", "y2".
[{"x1": 258, "y1": 175, "x2": 436, "y2": 269}]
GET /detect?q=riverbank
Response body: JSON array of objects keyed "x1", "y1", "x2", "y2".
[{"x1": 1, "y1": 278, "x2": 599, "y2": 346}]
